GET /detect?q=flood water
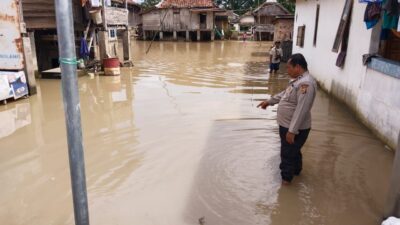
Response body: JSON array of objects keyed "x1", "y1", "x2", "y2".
[{"x1": 0, "y1": 41, "x2": 394, "y2": 225}]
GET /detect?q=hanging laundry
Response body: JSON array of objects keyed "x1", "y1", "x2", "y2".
[
  {"x1": 359, "y1": 0, "x2": 383, "y2": 3},
  {"x1": 80, "y1": 38, "x2": 89, "y2": 59},
  {"x1": 381, "y1": 28, "x2": 391, "y2": 39},
  {"x1": 364, "y1": 2, "x2": 382, "y2": 29},
  {"x1": 383, "y1": 11, "x2": 399, "y2": 28},
  {"x1": 383, "y1": 0, "x2": 399, "y2": 16}
]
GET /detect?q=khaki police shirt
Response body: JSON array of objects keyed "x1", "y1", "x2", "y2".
[{"x1": 267, "y1": 72, "x2": 317, "y2": 134}]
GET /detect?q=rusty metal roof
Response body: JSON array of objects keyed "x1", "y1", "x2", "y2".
[{"x1": 156, "y1": 0, "x2": 216, "y2": 9}]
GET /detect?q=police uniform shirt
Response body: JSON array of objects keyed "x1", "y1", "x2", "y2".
[{"x1": 267, "y1": 72, "x2": 317, "y2": 134}]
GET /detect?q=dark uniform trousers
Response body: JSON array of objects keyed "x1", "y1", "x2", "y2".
[{"x1": 279, "y1": 126, "x2": 310, "y2": 182}]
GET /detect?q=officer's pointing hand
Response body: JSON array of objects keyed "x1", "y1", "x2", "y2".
[{"x1": 257, "y1": 101, "x2": 269, "y2": 110}]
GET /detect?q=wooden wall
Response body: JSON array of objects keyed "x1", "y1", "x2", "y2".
[
  {"x1": 206, "y1": 12, "x2": 213, "y2": 30},
  {"x1": 142, "y1": 10, "x2": 161, "y2": 30},
  {"x1": 22, "y1": 0, "x2": 84, "y2": 30},
  {"x1": 190, "y1": 12, "x2": 200, "y2": 30},
  {"x1": 142, "y1": 9, "x2": 215, "y2": 31},
  {"x1": 273, "y1": 19, "x2": 294, "y2": 42}
]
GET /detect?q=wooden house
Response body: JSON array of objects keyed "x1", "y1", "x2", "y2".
[
  {"x1": 253, "y1": 1, "x2": 292, "y2": 41},
  {"x1": 21, "y1": 0, "x2": 86, "y2": 73},
  {"x1": 141, "y1": 0, "x2": 224, "y2": 41},
  {"x1": 20, "y1": 0, "x2": 132, "y2": 74}
]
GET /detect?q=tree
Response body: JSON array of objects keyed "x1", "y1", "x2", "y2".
[
  {"x1": 141, "y1": 0, "x2": 160, "y2": 10},
  {"x1": 214, "y1": 0, "x2": 295, "y2": 15},
  {"x1": 214, "y1": 0, "x2": 266, "y2": 15},
  {"x1": 277, "y1": 0, "x2": 295, "y2": 13}
]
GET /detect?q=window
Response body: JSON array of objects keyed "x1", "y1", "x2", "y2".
[
  {"x1": 296, "y1": 25, "x2": 305, "y2": 47},
  {"x1": 381, "y1": 31, "x2": 400, "y2": 62},
  {"x1": 313, "y1": 4, "x2": 320, "y2": 46},
  {"x1": 108, "y1": 28, "x2": 117, "y2": 41}
]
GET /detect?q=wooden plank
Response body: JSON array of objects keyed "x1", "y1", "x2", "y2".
[
  {"x1": 142, "y1": 11, "x2": 161, "y2": 30},
  {"x1": 23, "y1": 12, "x2": 55, "y2": 17},
  {"x1": 25, "y1": 17, "x2": 56, "y2": 29}
]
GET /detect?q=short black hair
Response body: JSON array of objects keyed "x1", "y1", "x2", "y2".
[
  {"x1": 288, "y1": 53, "x2": 308, "y2": 70},
  {"x1": 275, "y1": 41, "x2": 281, "y2": 44}
]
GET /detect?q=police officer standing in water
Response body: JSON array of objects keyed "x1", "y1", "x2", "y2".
[{"x1": 257, "y1": 53, "x2": 317, "y2": 185}]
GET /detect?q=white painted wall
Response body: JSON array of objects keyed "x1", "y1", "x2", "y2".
[{"x1": 293, "y1": 0, "x2": 400, "y2": 148}]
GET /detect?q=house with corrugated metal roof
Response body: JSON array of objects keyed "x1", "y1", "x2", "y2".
[{"x1": 141, "y1": 0, "x2": 225, "y2": 41}]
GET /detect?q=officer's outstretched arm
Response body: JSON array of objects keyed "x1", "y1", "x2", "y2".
[{"x1": 267, "y1": 89, "x2": 285, "y2": 106}]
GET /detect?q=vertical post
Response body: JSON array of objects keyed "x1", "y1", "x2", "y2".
[
  {"x1": 93, "y1": 32, "x2": 100, "y2": 60},
  {"x1": 99, "y1": 31, "x2": 109, "y2": 60},
  {"x1": 173, "y1": 31, "x2": 177, "y2": 40},
  {"x1": 54, "y1": 0, "x2": 89, "y2": 225},
  {"x1": 22, "y1": 37, "x2": 37, "y2": 95},
  {"x1": 123, "y1": 29, "x2": 131, "y2": 61},
  {"x1": 384, "y1": 134, "x2": 400, "y2": 218},
  {"x1": 258, "y1": 0, "x2": 261, "y2": 42},
  {"x1": 18, "y1": 0, "x2": 37, "y2": 95},
  {"x1": 186, "y1": 30, "x2": 189, "y2": 41},
  {"x1": 28, "y1": 32, "x2": 38, "y2": 73},
  {"x1": 102, "y1": 0, "x2": 108, "y2": 31},
  {"x1": 211, "y1": 30, "x2": 215, "y2": 41},
  {"x1": 159, "y1": 31, "x2": 163, "y2": 40},
  {"x1": 197, "y1": 30, "x2": 200, "y2": 41}
]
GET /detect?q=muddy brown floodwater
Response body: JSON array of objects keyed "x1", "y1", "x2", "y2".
[{"x1": 0, "y1": 41, "x2": 394, "y2": 225}]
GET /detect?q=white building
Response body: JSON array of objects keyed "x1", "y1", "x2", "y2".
[{"x1": 293, "y1": 0, "x2": 400, "y2": 148}]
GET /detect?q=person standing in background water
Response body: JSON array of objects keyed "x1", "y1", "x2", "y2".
[{"x1": 269, "y1": 41, "x2": 283, "y2": 74}]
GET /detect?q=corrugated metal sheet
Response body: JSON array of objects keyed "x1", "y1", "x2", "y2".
[
  {"x1": 0, "y1": 0, "x2": 24, "y2": 70},
  {"x1": 156, "y1": 0, "x2": 215, "y2": 9}
]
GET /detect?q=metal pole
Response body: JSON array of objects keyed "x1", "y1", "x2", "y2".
[
  {"x1": 102, "y1": 0, "x2": 108, "y2": 31},
  {"x1": 384, "y1": 134, "x2": 400, "y2": 218},
  {"x1": 258, "y1": 0, "x2": 261, "y2": 42},
  {"x1": 54, "y1": 0, "x2": 89, "y2": 224}
]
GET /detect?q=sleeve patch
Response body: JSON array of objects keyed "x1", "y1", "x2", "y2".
[{"x1": 300, "y1": 84, "x2": 309, "y2": 94}]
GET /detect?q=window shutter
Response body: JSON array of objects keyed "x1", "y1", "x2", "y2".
[
  {"x1": 297, "y1": 25, "x2": 305, "y2": 47},
  {"x1": 332, "y1": 0, "x2": 353, "y2": 53}
]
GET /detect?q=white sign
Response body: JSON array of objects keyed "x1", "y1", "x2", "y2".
[
  {"x1": 0, "y1": 0, "x2": 24, "y2": 70},
  {"x1": 0, "y1": 75, "x2": 11, "y2": 101}
]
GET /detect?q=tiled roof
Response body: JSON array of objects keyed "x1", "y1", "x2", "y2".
[{"x1": 156, "y1": 0, "x2": 215, "y2": 9}]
